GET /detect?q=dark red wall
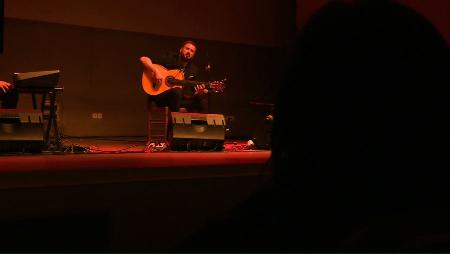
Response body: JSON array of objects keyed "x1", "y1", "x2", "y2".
[
  {"x1": 1, "y1": 1, "x2": 295, "y2": 138},
  {"x1": 296, "y1": 0, "x2": 450, "y2": 44},
  {"x1": 5, "y1": 0, "x2": 295, "y2": 47}
]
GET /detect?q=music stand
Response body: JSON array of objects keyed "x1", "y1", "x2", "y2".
[{"x1": 13, "y1": 70, "x2": 63, "y2": 151}]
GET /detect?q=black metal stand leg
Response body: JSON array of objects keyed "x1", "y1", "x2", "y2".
[
  {"x1": 40, "y1": 93, "x2": 47, "y2": 112},
  {"x1": 44, "y1": 91, "x2": 61, "y2": 151},
  {"x1": 32, "y1": 92, "x2": 37, "y2": 109},
  {"x1": 52, "y1": 109, "x2": 62, "y2": 151}
]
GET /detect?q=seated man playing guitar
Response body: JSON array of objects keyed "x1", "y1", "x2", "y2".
[{"x1": 140, "y1": 40, "x2": 209, "y2": 113}]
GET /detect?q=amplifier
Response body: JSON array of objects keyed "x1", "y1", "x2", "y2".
[
  {"x1": 0, "y1": 109, "x2": 44, "y2": 153},
  {"x1": 171, "y1": 112, "x2": 226, "y2": 151}
]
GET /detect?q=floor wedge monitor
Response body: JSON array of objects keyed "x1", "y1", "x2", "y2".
[
  {"x1": 171, "y1": 112, "x2": 225, "y2": 151},
  {"x1": 0, "y1": 109, "x2": 44, "y2": 153}
]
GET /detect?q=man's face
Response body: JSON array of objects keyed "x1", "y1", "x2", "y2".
[{"x1": 180, "y1": 43, "x2": 196, "y2": 61}]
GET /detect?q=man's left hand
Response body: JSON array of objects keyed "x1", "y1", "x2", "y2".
[
  {"x1": 0, "y1": 81, "x2": 13, "y2": 94},
  {"x1": 194, "y1": 84, "x2": 208, "y2": 95}
]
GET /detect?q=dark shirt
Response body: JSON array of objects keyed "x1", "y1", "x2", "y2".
[
  {"x1": 150, "y1": 51, "x2": 208, "y2": 113},
  {"x1": 0, "y1": 88, "x2": 19, "y2": 109},
  {"x1": 159, "y1": 52, "x2": 198, "y2": 79},
  {"x1": 158, "y1": 52, "x2": 199, "y2": 97}
]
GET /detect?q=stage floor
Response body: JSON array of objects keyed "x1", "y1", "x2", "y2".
[
  {"x1": 56, "y1": 136, "x2": 257, "y2": 153},
  {"x1": 0, "y1": 137, "x2": 271, "y2": 252},
  {"x1": 0, "y1": 137, "x2": 271, "y2": 190}
]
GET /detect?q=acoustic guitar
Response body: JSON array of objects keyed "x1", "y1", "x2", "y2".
[{"x1": 142, "y1": 64, "x2": 225, "y2": 96}]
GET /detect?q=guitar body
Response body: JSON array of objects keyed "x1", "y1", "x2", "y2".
[
  {"x1": 142, "y1": 63, "x2": 225, "y2": 96},
  {"x1": 142, "y1": 64, "x2": 184, "y2": 96}
]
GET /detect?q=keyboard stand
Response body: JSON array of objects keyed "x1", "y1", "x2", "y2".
[{"x1": 16, "y1": 87, "x2": 64, "y2": 151}]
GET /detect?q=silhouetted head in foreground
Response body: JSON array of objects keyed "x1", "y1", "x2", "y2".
[{"x1": 270, "y1": 0, "x2": 450, "y2": 251}]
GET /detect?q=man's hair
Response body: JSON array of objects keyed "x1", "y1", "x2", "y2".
[{"x1": 181, "y1": 40, "x2": 197, "y2": 49}]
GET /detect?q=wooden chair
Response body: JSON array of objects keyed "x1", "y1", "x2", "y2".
[
  {"x1": 146, "y1": 97, "x2": 189, "y2": 151},
  {"x1": 147, "y1": 98, "x2": 170, "y2": 148}
]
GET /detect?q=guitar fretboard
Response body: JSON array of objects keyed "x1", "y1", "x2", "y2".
[{"x1": 167, "y1": 77, "x2": 211, "y2": 87}]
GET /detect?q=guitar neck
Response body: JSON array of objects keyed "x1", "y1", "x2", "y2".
[{"x1": 170, "y1": 78, "x2": 211, "y2": 88}]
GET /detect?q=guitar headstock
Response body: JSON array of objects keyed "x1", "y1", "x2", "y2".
[{"x1": 209, "y1": 79, "x2": 226, "y2": 93}]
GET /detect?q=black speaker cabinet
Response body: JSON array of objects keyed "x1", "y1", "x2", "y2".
[
  {"x1": 171, "y1": 112, "x2": 226, "y2": 151},
  {"x1": 0, "y1": 109, "x2": 44, "y2": 153}
]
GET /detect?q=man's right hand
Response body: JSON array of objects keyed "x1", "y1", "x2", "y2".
[
  {"x1": 152, "y1": 72, "x2": 164, "y2": 85},
  {"x1": 0, "y1": 81, "x2": 13, "y2": 94},
  {"x1": 140, "y1": 56, "x2": 163, "y2": 85}
]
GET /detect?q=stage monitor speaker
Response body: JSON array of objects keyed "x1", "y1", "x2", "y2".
[
  {"x1": 171, "y1": 112, "x2": 226, "y2": 151},
  {"x1": 0, "y1": 109, "x2": 44, "y2": 153}
]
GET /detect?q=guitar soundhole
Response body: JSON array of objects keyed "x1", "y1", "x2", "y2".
[{"x1": 166, "y1": 76, "x2": 175, "y2": 87}]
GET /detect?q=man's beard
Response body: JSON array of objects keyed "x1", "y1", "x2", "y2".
[{"x1": 181, "y1": 53, "x2": 192, "y2": 61}]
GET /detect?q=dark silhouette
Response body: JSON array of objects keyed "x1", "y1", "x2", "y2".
[
  {"x1": 0, "y1": 81, "x2": 18, "y2": 108},
  {"x1": 177, "y1": 0, "x2": 450, "y2": 252}
]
